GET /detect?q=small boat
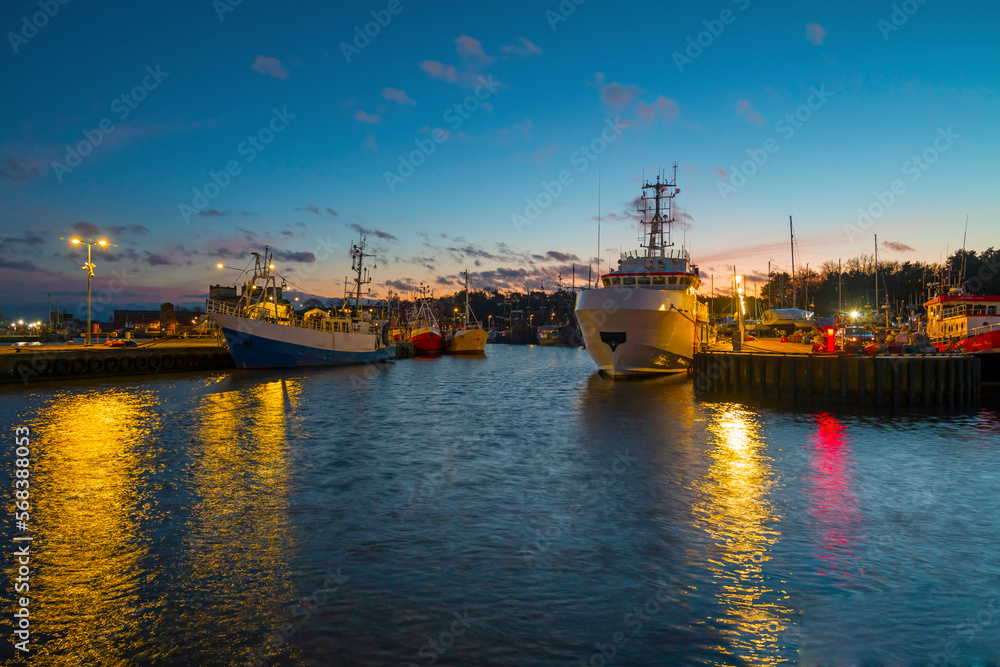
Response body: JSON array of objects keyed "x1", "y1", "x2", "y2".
[
  {"x1": 443, "y1": 271, "x2": 486, "y2": 354},
  {"x1": 208, "y1": 242, "x2": 394, "y2": 368},
  {"x1": 408, "y1": 288, "x2": 443, "y2": 354},
  {"x1": 760, "y1": 308, "x2": 815, "y2": 332}
]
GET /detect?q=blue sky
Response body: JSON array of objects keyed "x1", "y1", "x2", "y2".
[{"x1": 2, "y1": 0, "x2": 998, "y2": 317}]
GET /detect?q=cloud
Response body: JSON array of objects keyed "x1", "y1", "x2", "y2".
[
  {"x1": 382, "y1": 87, "x2": 417, "y2": 106},
  {"x1": 385, "y1": 278, "x2": 418, "y2": 292},
  {"x1": 806, "y1": 23, "x2": 827, "y2": 46},
  {"x1": 420, "y1": 35, "x2": 505, "y2": 89},
  {"x1": 271, "y1": 250, "x2": 316, "y2": 263},
  {"x1": 420, "y1": 60, "x2": 461, "y2": 84},
  {"x1": 637, "y1": 96, "x2": 679, "y2": 123},
  {"x1": 882, "y1": 240, "x2": 915, "y2": 252},
  {"x1": 364, "y1": 134, "x2": 378, "y2": 151},
  {"x1": 199, "y1": 209, "x2": 228, "y2": 217},
  {"x1": 144, "y1": 251, "x2": 175, "y2": 266},
  {"x1": 736, "y1": 98, "x2": 766, "y2": 126},
  {"x1": 325, "y1": 208, "x2": 338, "y2": 216},
  {"x1": 0, "y1": 258, "x2": 57, "y2": 275},
  {"x1": 712, "y1": 167, "x2": 729, "y2": 179},
  {"x1": 590, "y1": 73, "x2": 642, "y2": 109},
  {"x1": 295, "y1": 204, "x2": 320, "y2": 215},
  {"x1": 0, "y1": 156, "x2": 43, "y2": 181},
  {"x1": 500, "y1": 37, "x2": 542, "y2": 58},
  {"x1": 683, "y1": 164, "x2": 697, "y2": 173},
  {"x1": 546, "y1": 250, "x2": 580, "y2": 262},
  {"x1": 107, "y1": 225, "x2": 149, "y2": 236},
  {"x1": 349, "y1": 222, "x2": 397, "y2": 241},
  {"x1": 455, "y1": 35, "x2": 494, "y2": 65},
  {"x1": 7, "y1": 232, "x2": 45, "y2": 246},
  {"x1": 353, "y1": 110, "x2": 381, "y2": 124},
  {"x1": 72, "y1": 221, "x2": 101, "y2": 237},
  {"x1": 250, "y1": 55, "x2": 290, "y2": 79}
]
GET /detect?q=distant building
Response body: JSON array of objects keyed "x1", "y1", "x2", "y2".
[{"x1": 209, "y1": 284, "x2": 239, "y2": 301}]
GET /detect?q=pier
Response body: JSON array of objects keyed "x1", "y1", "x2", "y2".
[
  {"x1": 2, "y1": 338, "x2": 417, "y2": 385},
  {"x1": 694, "y1": 343, "x2": 981, "y2": 407}
]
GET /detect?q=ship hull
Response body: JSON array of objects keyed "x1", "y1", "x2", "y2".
[
  {"x1": 410, "y1": 328, "x2": 443, "y2": 354},
  {"x1": 575, "y1": 288, "x2": 700, "y2": 377},
  {"x1": 211, "y1": 312, "x2": 393, "y2": 369},
  {"x1": 444, "y1": 328, "x2": 486, "y2": 354}
]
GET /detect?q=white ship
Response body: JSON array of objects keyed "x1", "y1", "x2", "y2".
[{"x1": 575, "y1": 166, "x2": 711, "y2": 377}]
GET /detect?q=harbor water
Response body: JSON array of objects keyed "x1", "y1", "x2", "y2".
[{"x1": 2, "y1": 345, "x2": 1000, "y2": 665}]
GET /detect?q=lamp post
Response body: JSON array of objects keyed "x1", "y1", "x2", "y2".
[
  {"x1": 71, "y1": 238, "x2": 108, "y2": 346},
  {"x1": 217, "y1": 264, "x2": 250, "y2": 303}
]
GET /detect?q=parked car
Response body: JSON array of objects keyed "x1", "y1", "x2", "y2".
[{"x1": 837, "y1": 326, "x2": 875, "y2": 346}]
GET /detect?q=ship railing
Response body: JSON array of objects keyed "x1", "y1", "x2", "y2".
[{"x1": 969, "y1": 322, "x2": 1000, "y2": 338}]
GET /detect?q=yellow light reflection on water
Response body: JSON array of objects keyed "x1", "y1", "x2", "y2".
[
  {"x1": 28, "y1": 389, "x2": 161, "y2": 663},
  {"x1": 180, "y1": 379, "x2": 301, "y2": 662},
  {"x1": 694, "y1": 404, "x2": 793, "y2": 665}
]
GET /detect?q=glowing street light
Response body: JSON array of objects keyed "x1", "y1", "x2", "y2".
[{"x1": 70, "y1": 238, "x2": 109, "y2": 346}]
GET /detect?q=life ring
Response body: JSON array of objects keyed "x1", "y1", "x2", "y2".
[
  {"x1": 55, "y1": 358, "x2": 72, "y2": 375},
  {"x1": 161, "y1": 355, "x2": 175, "y2": 369},
  {"x1": 71, "y1": 358, "x2": 87, "y2": 373},
  {"x1": 89, "y1": 357, "x2": 105, "y2": 373},
  {"x1": 135, "y1": 356, "x2": 149, "y2": 371},
  {"x1": 120, "y1": 356, "x2": 135, "y2": 372},
  {"x1": 105, "y1": 357, "x2": 121, "y2": 372},
  {"x1": 148, "y1": 355, "x2": 162, "y2": 370}
]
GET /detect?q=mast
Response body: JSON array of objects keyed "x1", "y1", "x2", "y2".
[
  {"x1": 351, "y1": 236, "x2": 375, "y2": 315},
  {"x1": 874, "y1": 234, "x2": 879, "y2": 323},
  {"x1": 789, "y1": 216, "x2": 796, "y2": 310},
  {"x1": 596, "y1": 172, "x2": 601, "y2": 286},
  {"x1": 838, "y1": 259, "x2": 842, "y2": 315},
  {"x1": 464, "y1": 269, "x2": 471, "y2": 325},
  {"x1": 637, "y1": 163, "x2": 678, "y2": 258}
]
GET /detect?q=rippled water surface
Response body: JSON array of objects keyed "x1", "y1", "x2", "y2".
[{"x1": 2, "y1": 345, "x2": 1000, "y2": 665}]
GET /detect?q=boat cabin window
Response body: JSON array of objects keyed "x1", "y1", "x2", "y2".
[
  {"x1": 668, "y1": 276, "x2": 677, "y2": 285},
  {"x1": 637, "y1": 276, "x2": 650, "y2": 285},
  {"x1": 611, "y1": 277, "x2": 621, "y2": 286},
  {"x1": 652, "y1": 276, "x2": 665, "y2": 285},
  {"x1": 623, "y1": 277, "x2": 636, "y2": 286},
  {"x1": 973, "y1": 305, "x2": 987, "y2": 316},
  {"x1": 602, "y1": 278, "x2": 611, "y2": 287},
  {"x1": 989, "y1": 306, "x2": 997, "y2": 315}
]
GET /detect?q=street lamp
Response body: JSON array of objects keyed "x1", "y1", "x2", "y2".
[
  {"x1": 218, "y1": 263, "x2": 251, "y2": 301},
  {"x1": 71, "y1": 238, "x2": 108, "y2": 345}
]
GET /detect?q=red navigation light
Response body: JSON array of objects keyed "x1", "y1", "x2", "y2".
[{"x1": 827, "y1": 328, "x2": 834, "y2": 336}]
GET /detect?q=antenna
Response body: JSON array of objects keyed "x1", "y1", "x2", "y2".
[{"x1": 597, "y1": 171, "x2": 601, "y2": 287}]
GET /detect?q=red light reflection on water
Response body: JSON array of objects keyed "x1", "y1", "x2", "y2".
[{"x1": 808, "y1": 413, "x2": 863, "y2": 582}]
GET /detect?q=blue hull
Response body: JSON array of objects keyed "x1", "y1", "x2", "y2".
[{"x1": 220, "y1": 327, "x2": 395, "y2": 369}]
